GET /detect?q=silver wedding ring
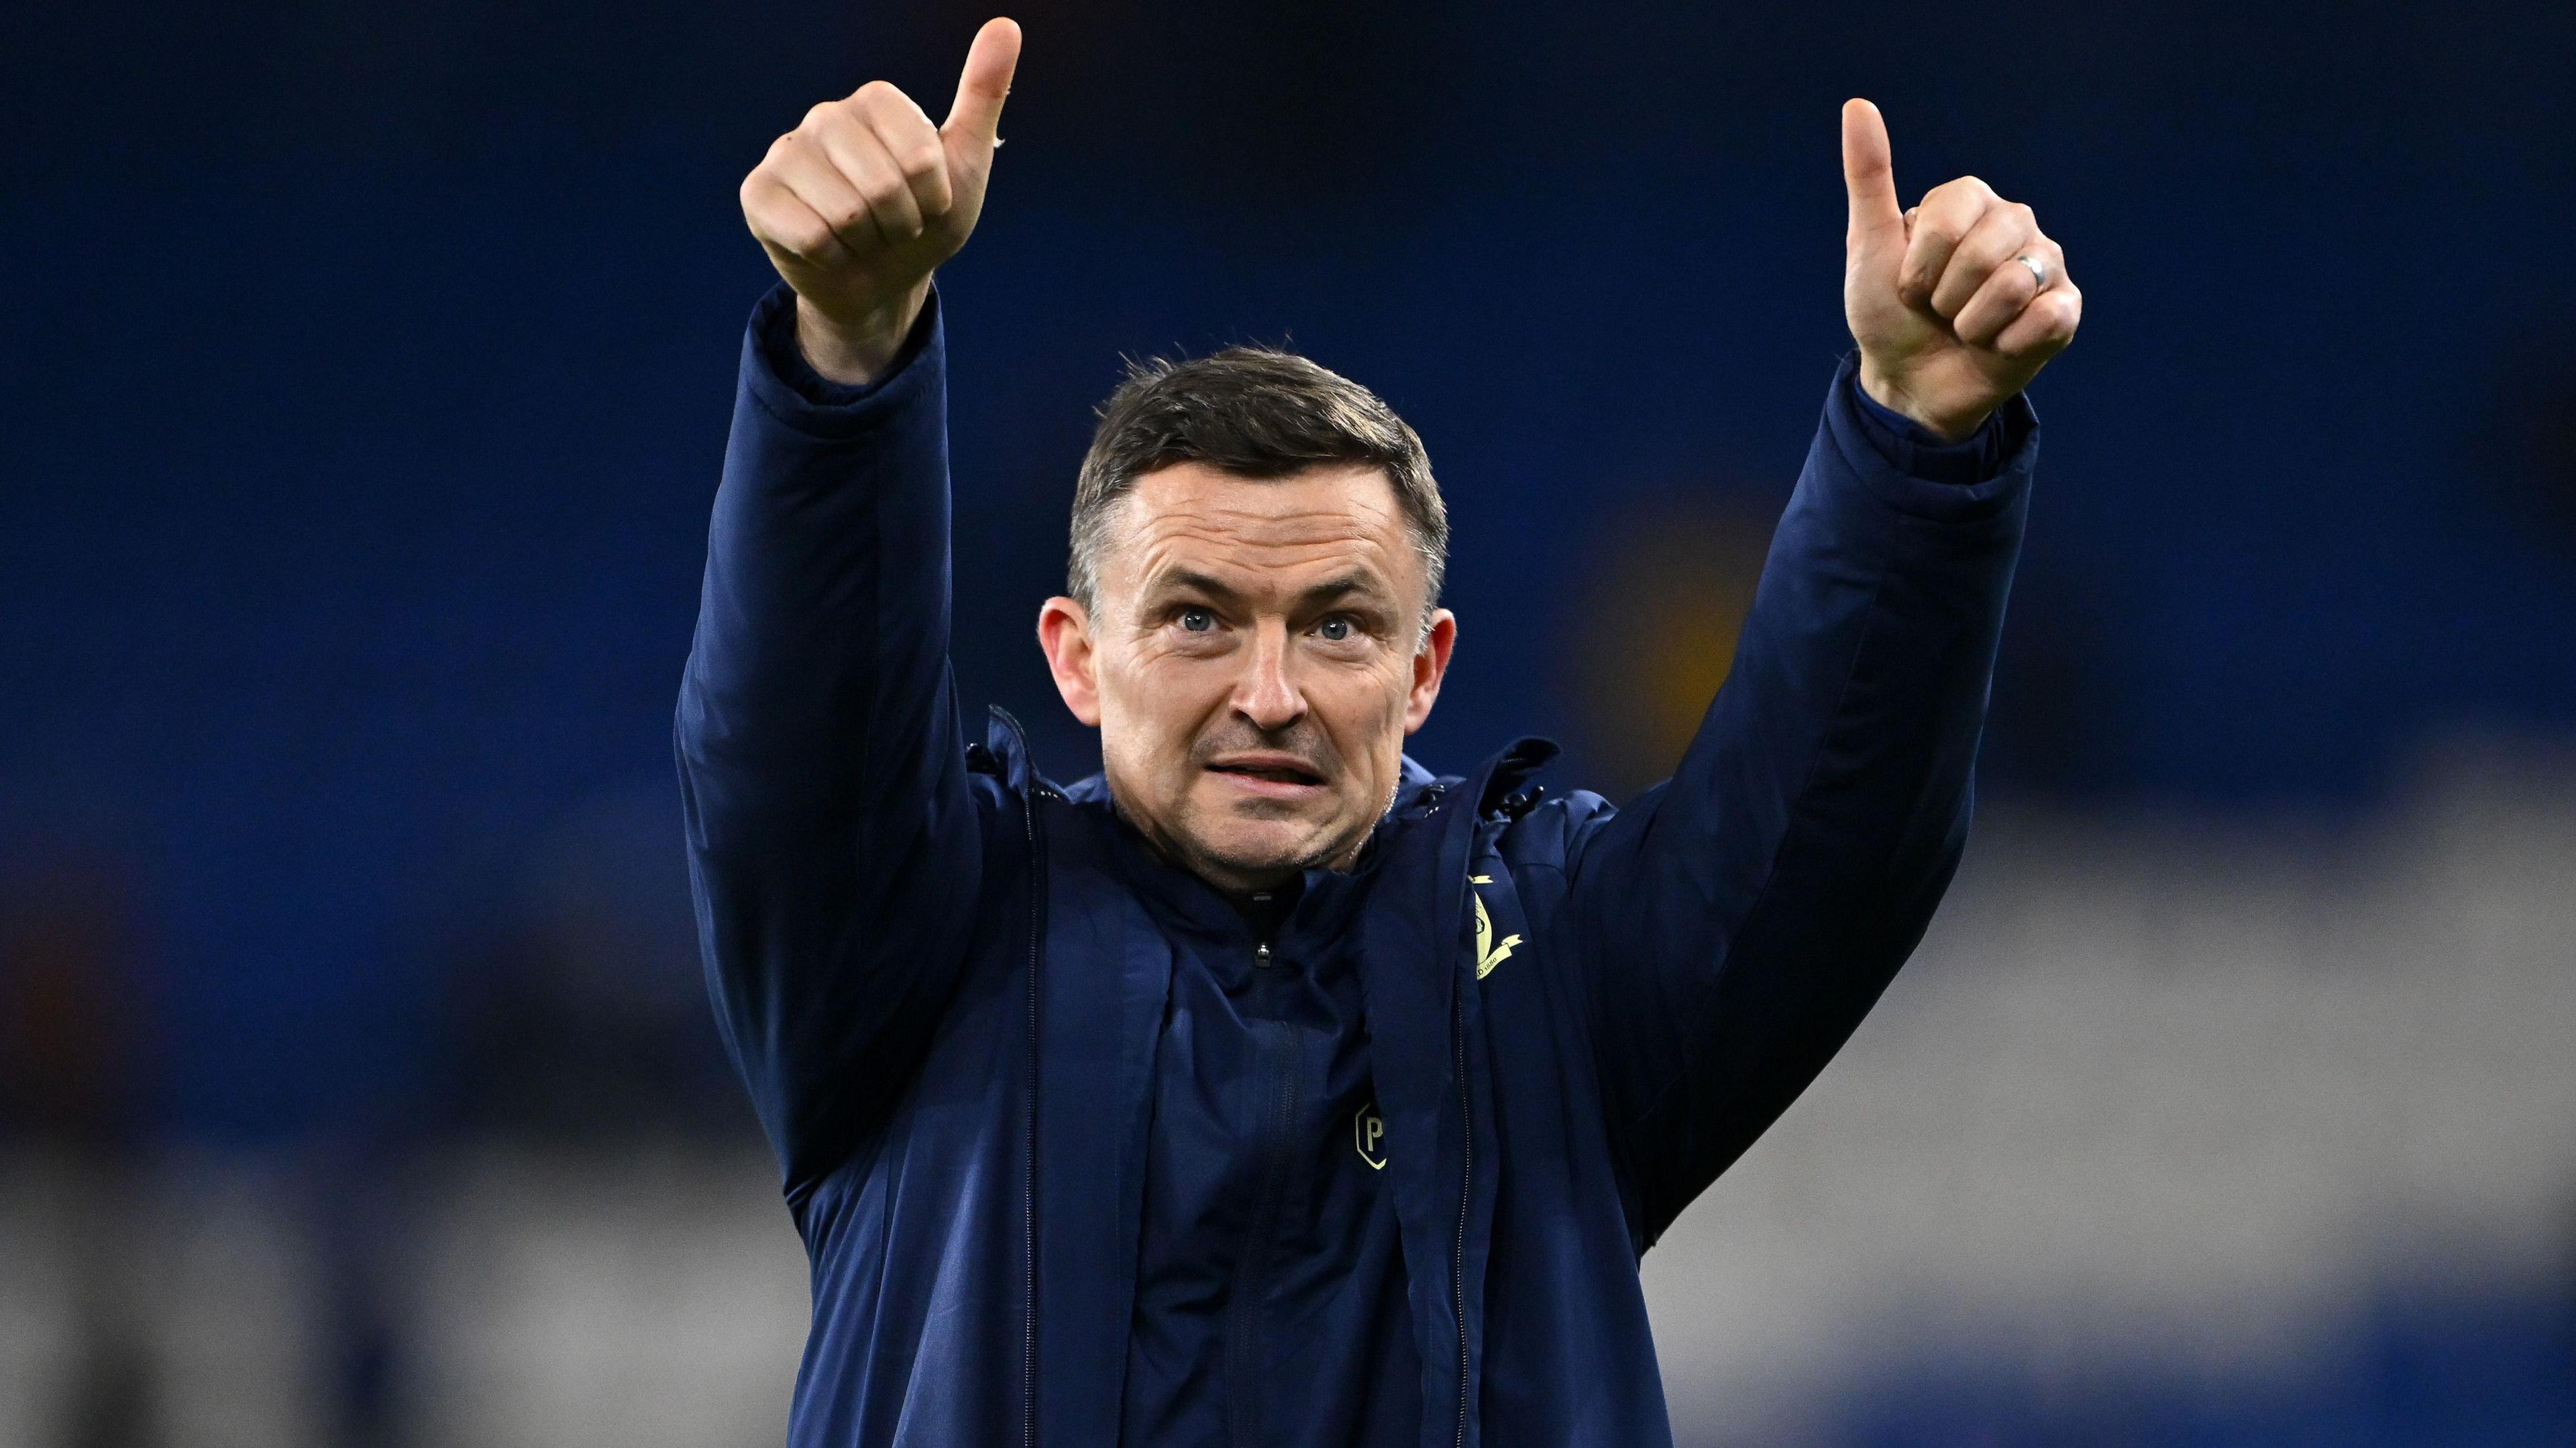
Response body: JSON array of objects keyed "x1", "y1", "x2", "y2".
[{"x1": 2015, "y1": 254, "x2": 2049, "y2": 288}]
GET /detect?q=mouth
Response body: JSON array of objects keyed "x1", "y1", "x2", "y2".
[{"x1": 1205, "y1": 755, "x2": 1328, "y2": 797}]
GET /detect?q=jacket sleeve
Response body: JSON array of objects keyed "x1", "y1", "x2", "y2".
[
  {"x1": 674, "y1": 282, "x2": 985, "y2": 1195},
  {"x1": 1552, "y1": 354, "x2": 2035, "y2": 1243}
]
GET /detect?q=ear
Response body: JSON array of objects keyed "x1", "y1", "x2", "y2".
[
  {"x1": 1401, "y1": 608, "x2": 1457, "y2": 734},
  {"x1": 1037, "y1": 595, "x2": 1103, "y2": 727}
]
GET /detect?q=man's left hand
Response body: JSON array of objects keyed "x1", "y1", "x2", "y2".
[{"x1": 1841, "y1": 99, "x2": 2082, "y2": 441}]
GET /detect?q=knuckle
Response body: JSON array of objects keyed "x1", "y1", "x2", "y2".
[
  {"x1": 868, "y1": 90, "x2": 931, "y2": 133},
  {"x1": 827, "y1": 142, "x2": 874, "y2": 184},
  {"x1": 803, "y1": 104, "x2": 851, "y2": 140},
  {"x1": 860, "y1": 82, "x2": 922, "y2": 129},
  {"x1": 851, "y1": 137, "x2": 900, "y2": 181},
  {"x1": 873, "y1": 201, "x2": 919, "y2": 238},
  {"x1": 900, "y1": 137, "x2": 945, "y2": 179}
]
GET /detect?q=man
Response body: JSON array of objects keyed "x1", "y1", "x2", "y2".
[{"x1": 677, "y1": 15, "x2": 2078, "y2": 1447}]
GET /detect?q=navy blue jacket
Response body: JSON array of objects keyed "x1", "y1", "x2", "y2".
[{"x1": 676, "y1": 283, "x2": 2035, "y2": 1447}]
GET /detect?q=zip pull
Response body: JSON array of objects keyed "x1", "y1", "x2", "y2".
[{"x1": 1254, "y1": 940, "x2": 1273, "y2": 968}]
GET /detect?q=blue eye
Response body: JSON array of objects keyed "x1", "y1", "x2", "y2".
[
  {"x1": 1179, "y1": 607, "x2": 1215, "y2": 632},
  {"x1": 1317, "y1": 615, "x2": 1352, "y2": 641}
]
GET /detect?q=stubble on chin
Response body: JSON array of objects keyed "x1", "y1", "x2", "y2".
[{"x1": 1116, "y1": 788, "x2": 1364, "y2": 890}]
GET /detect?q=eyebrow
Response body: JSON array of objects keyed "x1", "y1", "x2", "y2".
[{"x1": 1144, "y1": 568, "x2": 1392, "y2": 612}]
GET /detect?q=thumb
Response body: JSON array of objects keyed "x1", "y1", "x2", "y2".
[
  {"x1": 1841, "y1": 99, "x2": 1903, "y2": 252},
  {"x1": 943, "y1": 17, "x2": 1022, "y2": 157}
]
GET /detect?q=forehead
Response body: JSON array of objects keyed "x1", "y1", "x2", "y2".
[{"x1": 1100, "y1": 460, "x2": 1423, "y2": 604}]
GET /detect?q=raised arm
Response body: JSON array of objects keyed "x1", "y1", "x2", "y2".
[
  {"x1": 1557, "y1": 101, "x2": 2082, "y2": 1241},
  {"x1": 676, "y1": 19, "x2": 1021, "y2": 1196}
]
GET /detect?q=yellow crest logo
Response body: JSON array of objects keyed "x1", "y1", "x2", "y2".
[{"x1": 1469, "y1": 875, "x2": 1520, "y2": 979}]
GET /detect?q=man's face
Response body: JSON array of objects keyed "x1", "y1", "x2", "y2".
[{"x1": 1037, "y1": 461, "x2": 1455, "y2": 895}]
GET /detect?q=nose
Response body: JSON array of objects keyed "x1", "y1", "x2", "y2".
[{"x1": 1231, "y1": 618, "x2": 1308, "y2": 734}]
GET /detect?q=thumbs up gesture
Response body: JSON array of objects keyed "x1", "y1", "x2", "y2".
[
  {"x1": 741, "y1": 17, "x2": 1022, "y2": 384},
  {"x1": 1840, "y1": 99, "x2": 2080, "y2": 441}
]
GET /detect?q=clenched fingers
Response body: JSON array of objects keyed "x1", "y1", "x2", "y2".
[
  {"x1": 1951, "y1": 235, "x2": 2065, "y2": 345},
  {"x1": 853, "y1": 80, "x2": 954, "y2": 220},
  {"x1": 741, "y1": 152, "x2": 857, "y2": 266},
  {"x1": 1897, "y1": 176, "x2": 1999, "y2": 309},
  {"x1": 1930, "y1": 201, "x2": 2041, "y2": 320},
  {"x1": 1992, "y1": 281, "x2": 2082, "y2": 357},
  {"x1": 766, "y1": 130, "x2": 888, "y2": 253},
  {"x1": 743, "y1": 76, "x2": 955, "y2": 267},
  {"x1": 808, "y1": 107, "x2": 925, "y2": 245}
]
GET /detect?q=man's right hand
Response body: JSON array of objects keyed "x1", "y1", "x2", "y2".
[{"x1": 741, "y1": 17, "x2": 1021, "y2": 384}]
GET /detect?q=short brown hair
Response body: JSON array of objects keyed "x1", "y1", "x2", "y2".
[{"x1": 1067, "y1": 345, "x2": 1447, "y2": 622}]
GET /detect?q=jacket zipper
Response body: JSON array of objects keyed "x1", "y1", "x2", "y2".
[
  {"x1": 1019, "y1": 775, "x2": 1054, "y2": 1448},
  {"x1": 1450, "y1": 970, "x2": 1471, "y2": 1448},
  {"x1": 1227, "y1": 914, "x2": 1298, "y2": 1447}
]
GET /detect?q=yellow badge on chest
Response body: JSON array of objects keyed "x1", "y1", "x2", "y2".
[{"x1": 1469, "y1": 875, "x2": 1520, "y2": 979}]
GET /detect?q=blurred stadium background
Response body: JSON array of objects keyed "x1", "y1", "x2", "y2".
[{"x1": 4, "y1": 1, "x2": 2573, "y2": 1443}]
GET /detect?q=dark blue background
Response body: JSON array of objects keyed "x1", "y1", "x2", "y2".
[{"x1": 5, "y1": 0, "x2": 2571, "y2": 1138}]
